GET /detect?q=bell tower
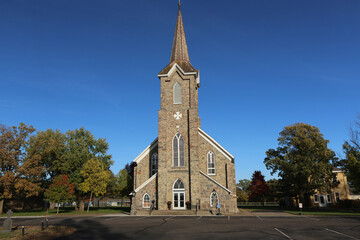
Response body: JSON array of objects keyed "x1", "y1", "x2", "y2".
[{"x1": 156, "y1": 2, "x2": 201, "y2": 210}]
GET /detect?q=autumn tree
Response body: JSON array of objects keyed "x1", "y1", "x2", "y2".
[
  {"x1": 236, "y1": 179, "x2": 251, "y2": 202},
  {"x1": 264, "y1": 123, "x2": 337, "y2": 206},
  {"x1": 114, "y1": 167, "x2": 133, "y2": 206},
  {"x1": 79, "y1": 158, "x2": 111, "y2": 212},
  {"x1": 340, "y1": 117, "x2": 360, "y2": 193},
  {"x1": 0, "y1": 123, "x2": 43, "y2": 214},
  {"x1": 61, "y1": 127, "x2": 112, "y2": 211},
  {"x1": 27, "y1": 129, "x2": 66, "y2": 184},
  {"x1": 45, "y1": 175, "x2": 75, "y2": 214},
  {"x1": 248, "y1": 171, "x2": 269, "y2": 202}
]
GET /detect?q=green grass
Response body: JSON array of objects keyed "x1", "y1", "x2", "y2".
[
  {"x1": 0, "y1": 206, "x2": 130, "y2": 217},
  {"x1": 239, "y1": 206, "x2": 360, "y2": 216},
  {"x1": 285, "y1": 210, "x2": 360, "y2": 216}
]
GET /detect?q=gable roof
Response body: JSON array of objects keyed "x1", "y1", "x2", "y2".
[
  {"x1": 134, "y1": 173, "x2": 157, "y2": 193},
  {"x1": 198, "y1": 128, "x2": 235, "y2": 162},
  {"x1": 133, "y1": 138, "x2": 158, "y2": 164},
  {"x1": 199, "y1": 170, "x2": 231, "y2": 193}
]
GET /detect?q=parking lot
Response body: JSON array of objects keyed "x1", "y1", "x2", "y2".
[{"x1": 1, "y1": 215, "x2": 359, "y2": 239}]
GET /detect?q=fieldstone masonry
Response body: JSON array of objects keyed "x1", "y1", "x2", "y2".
[{"x1": 131, "y1": 4, "x2": 238, "y2": 215}]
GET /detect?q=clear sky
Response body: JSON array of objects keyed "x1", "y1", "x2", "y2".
[{"x1": 1, "y1": 0, "x2": 359, "y2": 181}]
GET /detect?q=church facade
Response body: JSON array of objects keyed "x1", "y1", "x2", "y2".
[{"x1": 130, "y1": 4, "x2": 238, "y2": 214}]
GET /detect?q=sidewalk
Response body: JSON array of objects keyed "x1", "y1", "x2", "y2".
[{"x1": 233, "y1": 208, "x2": 296, "y2": 217}]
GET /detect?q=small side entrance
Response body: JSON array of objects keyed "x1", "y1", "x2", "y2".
[{"x1": 173, "y1": 179, "x2": 185, "y2": 210}]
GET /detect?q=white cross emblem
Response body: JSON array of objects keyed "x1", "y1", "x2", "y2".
[{"x1": 174, "y1": 111, "x2": 182, "y2": 120}]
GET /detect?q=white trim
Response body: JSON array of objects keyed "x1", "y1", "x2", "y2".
[
  {"x1": 334, "y1": 192, "x2": 340, "y2": 203},
  {"x1": 326, "y1": 194, "x2": 331, "y2": 203},
  {"x1": 133, "y1": 138, "x2": 158, "y2": 164},
  {"x1": 173, "y1": 82, "x2": 182, "y2": 104},
  {"x1": 198, "y1": 128, "x2": 234, "y2": 162},
  {"x1": 210, "y1": 191, "x2": 219, "y2": 207},
  {"x1": 207, "y1": 151, "x2": 215, "y2": 175},
  {"x1": 314, "y1": 194, "x2": 319, "y2": 203},
  {"x1": 134, "y1": 173, "x2": 157, "y2": 193},
  {"x1": 172, "y1": 133, "x2": 185, "y2": 167},
  {"x1": 196, "y1": 70, "x2": 200, "y2": 87},
  {"x1": 319, "y1": 195, "x2": 326, "y2": 207},
  {"x1": 172, "y1": 179, "x2": 185, "y2": 210},
  {"x1": 199, "y1": 170, "x2": 231, "y2": 193},
  {"x1": 142, "y1": 193, "x2": 151, "y2": 209},
  {"x1": 158, "y1": 62, "x2": 197, "y2": 78}
]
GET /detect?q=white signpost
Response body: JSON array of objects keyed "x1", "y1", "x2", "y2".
[{"x1": 299, "y1": 203, "x2": 303, "y2": 215}]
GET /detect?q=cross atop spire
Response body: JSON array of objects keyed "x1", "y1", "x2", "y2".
[{"x1": 170, "y1": 1, "x2": 190, "y2": 63}]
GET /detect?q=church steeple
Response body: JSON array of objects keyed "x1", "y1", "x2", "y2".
[
  {"x1": 159, "y1": 2, "x2": 197, "y2": 75},
  {"x1": 170, "y1": 3, "x2": 190, "y2": 63}
]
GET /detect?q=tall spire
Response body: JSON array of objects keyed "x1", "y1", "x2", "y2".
[{"x1": 170, "y1": 2, "x2": 190, "y2": 63}]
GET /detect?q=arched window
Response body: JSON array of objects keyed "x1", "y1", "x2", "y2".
[
  {"x1": 207, "y1": 151, "x2": 215, "y2": 175},
  {"x1": 143, "y1": 193, "x2": 150, "y2": 208},
  {"x1": 173, "y1": 179, "x2": 185, "y2": 190},
  {"x1": 173, "y1": 179, "x2": 185, "y2": 209},
  {"x1": 173, "y1": 82, "x2": 182, "y2": 104},
  {"x1": 173, "y1": 133, "x2": 185, "y2": 167},
  {"x1": 210, "y1": 191, "x2": 219, "y2": 207},
  {"x1": 150, "y1": 153, "x2": 158, "y2": 176}
]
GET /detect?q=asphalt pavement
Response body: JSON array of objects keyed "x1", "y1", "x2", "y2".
[{"x1": 1, "y1": 214, "x2": 359, "y2": 239}]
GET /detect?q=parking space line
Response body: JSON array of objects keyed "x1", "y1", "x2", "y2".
[
  {"x1": 228, "y1": 216, "x2": 230, "y2": 221},
  {"x1": 256, "y1": 216, "x2": 263, "y2": 221},
  {"x1": 326, "y1": 228, "x2": 359, "y2": 240},
  {"x1": 274, "y1": 228, "x2": 293, "y2": 240},
  {"x1": 165, "y1": 216, "x2": 176, "y2": 221},
  {"x1": 196, "y1": 216, "x2": 202, "y2": 220}
]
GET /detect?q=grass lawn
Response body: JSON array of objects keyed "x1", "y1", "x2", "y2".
[
  {"x1": 0, "y1": 206, "x2": 130, "y2": 217},
  {"x1": 285, "y1": 210, "x2": 360, "y2": 216},
  {"x1": 239, "y1": 206, "x2": 360, "y2": 216}
]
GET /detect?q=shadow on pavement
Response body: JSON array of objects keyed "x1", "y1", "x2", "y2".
[{"x1": 55, "y1": 218, "x2": 134, "y2": 240}]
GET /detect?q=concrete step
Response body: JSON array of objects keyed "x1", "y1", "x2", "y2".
[{"x1": 151, "y1": 210, "x2": 196, "y2": 215}]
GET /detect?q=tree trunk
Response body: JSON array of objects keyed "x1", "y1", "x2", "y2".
[
  {"x1": 79, "y1": 200, "x2": 85, "y2": 212},
  {"x1": 87, "y1": 192, "x2": 93, "y2": 213},
  {"x1": 121, "y1": 197, "x2": 123, "y2": 207},
  {"x1": 57, "y1": 205, "x2": 59, "y2": 215},
  {"x1": 50, "y1": 202, "x2": 56, "y2": 210},
  {"x1": 0, "y1": 199, "x2": 4, "y2": 215}
]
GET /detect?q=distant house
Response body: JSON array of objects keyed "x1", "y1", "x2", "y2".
[
  {"x1": 310, "y1": 168, "x2": 350, "y2": 207},
  {"x1": 93, "y1": 198, "x2": 130, "y2": 207}
]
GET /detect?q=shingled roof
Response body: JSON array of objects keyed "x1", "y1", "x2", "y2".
[{"x1": 159, "y1": 3, "x2": 196, "y2": 75}]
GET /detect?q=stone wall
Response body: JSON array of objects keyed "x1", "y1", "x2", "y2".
[{"x1": 131, "y1": 174, "x2": 158, "y2": 214}]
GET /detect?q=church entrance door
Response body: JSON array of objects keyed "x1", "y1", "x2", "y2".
[
  {"x1": 173, "y1": 192, "x2": 185, "y2": 209},
  {"x1": 173, "y1": 179, "x2": 186, "y2": 210}
]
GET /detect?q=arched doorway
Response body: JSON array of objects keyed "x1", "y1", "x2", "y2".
[{"x1": 173, "y1": 179, "x2": 185, "y2": 210}]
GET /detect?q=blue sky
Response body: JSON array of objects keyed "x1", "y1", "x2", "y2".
[{"x1": 1, "y1": 0, "x2": 359, "y2": 181}]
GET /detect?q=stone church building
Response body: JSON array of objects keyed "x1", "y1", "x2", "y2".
[{"x1": 130, "y1": 4, "x2": 238, "y2": 214}]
